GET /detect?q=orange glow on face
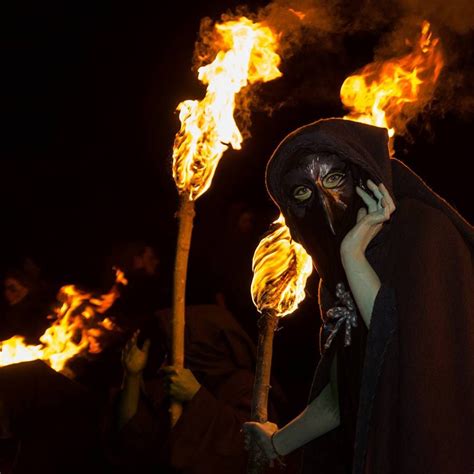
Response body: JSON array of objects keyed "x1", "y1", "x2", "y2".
[
  {"x1": 341, "y1": 21, "x2": 444, "y2": 137},
  {"x1": 172, "y1": 17, "x2": 282, "y2": 201},
  {"x1": 251, "y1": 214, "x2": 313, "y2": 317},
  {"x1": 0, "y1": 269, "x2": 127, "y2": 372}
]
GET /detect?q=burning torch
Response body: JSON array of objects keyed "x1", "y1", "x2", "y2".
[
  {"x1": 247, "y1": 214, "x2": 312, "y2": 473},
  {"x1": 170, "y1": 17, "x2": 282, "y2": 426},
  {"x1": 341, "y1": 20, "x2": 444, "y2": 139}
]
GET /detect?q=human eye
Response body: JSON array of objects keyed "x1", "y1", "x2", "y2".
[
  {"x1": 322, "y1": 172, "x2": 345, "y2": 189},
  {"x1": 292, "y1": 185, "x2": 313, "y2": 202}
]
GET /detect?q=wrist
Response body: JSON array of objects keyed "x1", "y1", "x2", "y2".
[
  {"x1": 124, "y1": 371, "x2": 142, "y2": 381},
  {"x1": 340, "y1": 245, "x2": 365, "y2": 265},
  {"x1": 185, "y1": 383, "x2": 202, "y2": 401},
  {"x1": 271, "y1": 430, "x2": 285, "y2": 456},
  {"x1": 270, "y1": 431, "x2": 287, "y2": 466}
]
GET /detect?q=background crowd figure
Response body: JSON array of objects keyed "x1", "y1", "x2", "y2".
[{"x1": 0, "y1": 200, "x2": 320, "y2": 474}]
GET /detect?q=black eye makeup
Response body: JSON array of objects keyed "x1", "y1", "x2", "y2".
[
  {"x1": 292, "y1": 185, "x2": 313, "y2": 202},
  {"x1": 322, "y1": 171, "x2": 346, "y2": 189}
]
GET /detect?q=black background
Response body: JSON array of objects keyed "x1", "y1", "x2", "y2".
[{"x1": 1, "y1": 0, "x2": 472, "y2": 285}]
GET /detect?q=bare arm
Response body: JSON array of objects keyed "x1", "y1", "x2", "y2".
[
  {"x1": 340, "y1": 181, "x2": 396, "y2": 328},
  {"x1": 244, "y1": 354, "x2": 340, "y2": 459},
  {"x1": 116, "y1": 331, "x2": 150, "y2": 430},
  {"x1": 340, "y1": 252, "x2": 381, "y2": 328},
  {"x1": 117, "y1": 373, "x2": 141, "y2": 430},
  {"x1": 272, "y1": 353, "x2": 340, "y2": 455}
]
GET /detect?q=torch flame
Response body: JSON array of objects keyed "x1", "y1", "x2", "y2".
[
  {"x1": 172, "y1": 17, "x2": 282, "y2": 201},
  {"x1": 0, "y1": 269, "x2": 127, "y2": 372},
  {"x1": 341, "y1": 21, "x2": 444, "y2": 137},
  {"x1": 251, "y1": 214, "x2": 312, "y2": 317}
]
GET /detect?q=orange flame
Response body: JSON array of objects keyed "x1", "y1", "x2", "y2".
[
  {"x1": 341, "y1": 21, "x2": 444, "y2": 137},
  {"x1": 251, "y1": 214, "x2": 313, "y2": 317},
  {"x1": 0, "y1": 269, "x2": 127, "y2": 372},
  {"x1": 172, "y1": 17, "x2": 282, "y2": 201}
]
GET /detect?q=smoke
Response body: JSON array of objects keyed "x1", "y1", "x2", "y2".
[
  {"x1": 399, "y1": 0, "x2": 474, "y2": 34},
  {"x1": 190, "y1": 0, "x2": 472, "y2": 138},
  {"x1": 258, "y1": 0, "x2": 342, "y2": 56},
  {"x1": 258, "y1": 0, "x2": 474, "y2": 122}
]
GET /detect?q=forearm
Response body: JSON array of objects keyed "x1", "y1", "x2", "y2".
[
  {"x1": 272, "y1": 382, "x2": 340, "y2": 456},
  {"x1": 341, "y1": 251, "x2": 380, "y2": 328},
  {"x1": 117, "y1": 373, "x2": 141, "y2": 430}
]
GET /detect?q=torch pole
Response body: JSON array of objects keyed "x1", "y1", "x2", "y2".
[
  {"x1": 170, "y1": 194, "x2": 195, "y2": 427},
  {"x1": 247, "y1": 310, "x2": 278, "y2": 474}
]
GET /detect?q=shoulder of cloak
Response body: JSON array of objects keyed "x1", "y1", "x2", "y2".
[
  {"x1": 375, "y1": 195, "x2": 474, "y2": 471},
  {"x1": 391, "y1": 158, "x2": 474, "y2": 247},
  {"x1": 390, "y1": 196, "x2": 473, "y2": 266}
]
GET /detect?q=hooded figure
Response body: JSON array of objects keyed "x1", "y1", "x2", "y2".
[
  {"x1": 107, "y1": 305, "x2": 289, "y2": 474},
  {"x1": 263, "y1": 118, "x2": 473, "y2": 473}
]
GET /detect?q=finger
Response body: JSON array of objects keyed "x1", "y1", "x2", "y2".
[
  {"x1": 356, "y1": 186, "x2": 378, "y2": 213},
  {"x1": 366, "y1": 179, "x2": 383, "y2": 205},
  {"x1": 243, "y1": 422, "x2": 258, "y2": 431},
  {"x1": 142, "y1": 339, "x2": 151, "y2": 354},
  {"x1": 160, "y1": 366, "x2": 178, "y2": 374},
  {"x1": 367, "y1": 179, "x2": 383, "y2": 199},
  {"x1": 379, "y1": 183, "x2": 396, "y2": 214},
  {"x1": 357, "y1": 207, "x2": 367, "y2": 223}
]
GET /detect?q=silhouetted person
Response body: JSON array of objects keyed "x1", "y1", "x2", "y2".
[
  {"x1": 106, "y1": 241, "x2": 169, "y2": 332},
  {"x1": 212, "y1": 202, "x2": 266, "y2": 341},
  {"x1": 106, "y1": 305, "x2": 290, "y2": 474},
  {"x1": 0, "y1": 264, "x2": 51, "y2": 343}
]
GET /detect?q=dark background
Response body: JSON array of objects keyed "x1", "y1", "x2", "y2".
[
  {"x1": 0, "y1": 0, "x2": 472, "y2": 419},
  {"x1": 1, "y1": 0, "x2": 472, "y2": 284}
]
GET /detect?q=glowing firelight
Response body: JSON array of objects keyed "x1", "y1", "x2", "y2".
[
  {"x1": 288, "y1": 8, "x2": 306, "y2": 20},
  {"x1": 251, "y1": 214, "x2": 313, "y2": 317},
  {"x1": 172, "y1": 17, "x2": 282, "y2": 201},
  {"x1": 0, "y1": 269, "x2": 127, "y2": 372},
  {"x1": 341, "y1": 21, "x2": 444, "y2": 137}
]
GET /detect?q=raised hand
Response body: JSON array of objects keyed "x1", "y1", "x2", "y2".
[
  {"x1": 341, "y1": 180, "x2": 396, "y2": 259},
  {"x1": 122, "y1": 330, "x2": 151, "y2": 376}
]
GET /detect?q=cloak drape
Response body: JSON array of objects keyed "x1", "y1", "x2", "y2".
[{"x1": 266, "y1": 119, "x2": 473, "y2": 474}]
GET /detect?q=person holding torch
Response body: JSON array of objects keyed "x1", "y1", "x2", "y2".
[{"x1": 244, "y1": 118, "x2": 474, "y2": 474}]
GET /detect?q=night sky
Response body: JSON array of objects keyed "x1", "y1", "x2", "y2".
[{"x1": 2, "y1": 0, "x2": 472, "y2": 287}]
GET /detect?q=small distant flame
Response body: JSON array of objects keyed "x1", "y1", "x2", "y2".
[
  {"x1": 251, "y1": 214, "x2": 313, "y2": 317},
  {"x1": 341, "y1": 21, "x2": 444, "y2": 137},
  {"x1": 0, "y1": 269, "x2": 127, "y2": 372},
  {"x1": 173, "y1": 17, "x2": 282, "y2": 201}
]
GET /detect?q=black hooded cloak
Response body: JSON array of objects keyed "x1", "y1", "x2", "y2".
[
  {"x1": 107, "y1": 305, "x2": 290, "y2": 474},
  {"x1": 266, "y1": 118, "x2": 474, "y2": 474}
]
